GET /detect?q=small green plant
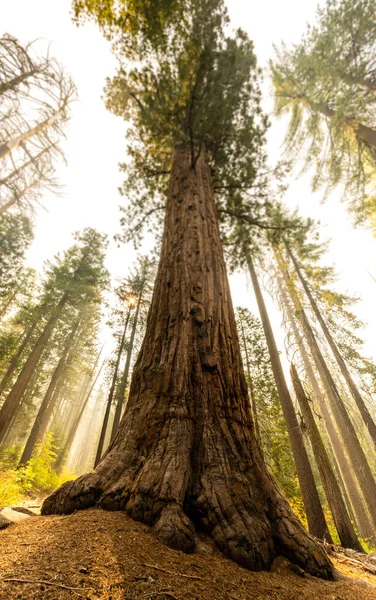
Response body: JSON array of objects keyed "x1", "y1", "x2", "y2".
[
  {"x1": 0, "y1": 470, "x2": 23, "y2": 505},
  {"x1": 18, "y1": 433, "x2": 74, "y2": 495},
  {"x1": 0, "y1": 434, "x2": 75, "y2": 506}
]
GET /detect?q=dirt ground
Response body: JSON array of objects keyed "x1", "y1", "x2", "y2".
[{"x1": 0, "y1": 508, "x2": 375, "y2": 600}]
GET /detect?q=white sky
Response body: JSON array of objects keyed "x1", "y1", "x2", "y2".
[{"x1": 2, "y1": 0, "x2": 376, "y2": 367}]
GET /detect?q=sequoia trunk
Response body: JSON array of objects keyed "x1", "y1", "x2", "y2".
[{"x1": 42, "y1": 149, "x2": 333, "y2": 578}]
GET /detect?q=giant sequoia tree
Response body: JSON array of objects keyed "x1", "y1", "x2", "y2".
[{"x1": 42, "y1": 0, "x2": 333, "y2": 577}]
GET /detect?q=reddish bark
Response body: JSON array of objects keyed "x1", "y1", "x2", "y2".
[{"x1": 42, "y1": 150, "x2": 333, "y2": 578}]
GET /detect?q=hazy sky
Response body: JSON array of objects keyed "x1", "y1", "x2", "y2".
[{"x1": 3, "y1": 0, "x2": 376, "y2": 366}]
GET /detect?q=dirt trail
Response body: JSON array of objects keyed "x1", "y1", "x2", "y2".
[{"x1": 0, "y1": 508, "x2": 375, "y2": 599}]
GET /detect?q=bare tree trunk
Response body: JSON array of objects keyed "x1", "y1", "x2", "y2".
[
  {"x1": 0, "y1": 320, "x2": 38, "y2": 396},
  {"x1": 247, "y1": 250, "x2": 331, "y2": 542},
  {"x1": 18, "y1": 319, "x2": 81, "y2": 466},
  {"x1": 42, "y1": 149, "x2": 334, "y2": 578},
  {"x1": 55, "y1": 356, "x2": 105, "y2": 473},
  {"x1": 0, "y1": 108, "x2": 63, "y2": 160},
  {"x1": 95, "y1": 308, "x2": 131, "y2": 467},
  {"x1": 291, "y1": 364, "x2": 362, "y2": 551},
  {"x1": 0, "y1": 70, "x2": 39, "y2": 95},
  {"x1": 277, "y1": 272, "x2": 375, "y2": 540},
  {"x1": 238, "y1": 313, "x2": 260, "y2": 440},
  {"x1": 110, "y1": 287, "x2": 144, "y2": 441},
  {"x1": 0, "y1": 287, "x2": 19, "y2": 320},
  {"x1": 309, "y1": 98, "x2": 376, "y2": 153},
  {"x1": 77, "y1": 389, "x2": 104, "y2": 473},
  {"x1": 280, "y1": 262, "x2": 376, "y2": 529},
  {"x1": 0, "y1": 291, "x2": 68, "y2": 443},
  {"x1": 287, "y1": 244, "x2": 376, "y2": 448}
]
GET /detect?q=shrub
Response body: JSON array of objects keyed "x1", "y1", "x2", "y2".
[{"x1": 0, "y1": 470, "x2": 23, "y2": 506}]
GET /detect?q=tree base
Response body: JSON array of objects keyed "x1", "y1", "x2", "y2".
[{"x1": 42, "y1": 466, "x2": 334, "y2": 580}]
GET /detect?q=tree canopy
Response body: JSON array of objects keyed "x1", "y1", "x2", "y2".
[{"x1": 270, "y1": 0, "x2": 376, "y2": 226}]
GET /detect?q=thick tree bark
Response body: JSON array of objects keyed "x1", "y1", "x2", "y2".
[
  {"x1": 287, "y1": 244, "x2": 376, "y2": 448},
  {"x1": 18, "y1": 319, "x2": 81, "y2": 466},
  {"x1": 246, "y1": 251, "x2": 331, "y2": 542},
  {"x1": 291, "y1": 364, "x2": 362, "y2": 551},
  {"x1": 42, "y1": 150, "x2": 334, "y2": 578},
  {"x1": 280, "y1": 263, "x2": 376, "y2": 529},
  {"x1": 0, "y1": 320, "x2": 37, "y2": 396},
  {"x1": 95, "y1": 308, "x2": 131, "y2": 467},
  {"x1": 110, "y1": 289, "x2": 143, "y2": 441},
  {"x1": 276, "y1": 272, "x2": 375, "y2": 540},
  {"x1": 0, "y1": 292, "x2": 68, "y2": 443}
]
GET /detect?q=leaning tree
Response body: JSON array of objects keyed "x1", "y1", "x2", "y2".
[
  {"x1": 42, "y1": 0, "x2": 333, "y2": 578},
  {"x1": 0, "y1": 34, "x2": 76, "y2": 216}
]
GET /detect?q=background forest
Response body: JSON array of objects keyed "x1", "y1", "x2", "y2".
[{"x1": 2, "y1": 0, "x2": 376, "y2": 562}]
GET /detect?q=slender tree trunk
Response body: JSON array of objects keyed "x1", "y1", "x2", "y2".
[
  {"x1": 0, "y1": 69, "x2": 39, "y2": 95},
  {"x1": 308, "y1": 97, "x2": 376, "y2": 152},
  {"x1": 77, "y1": 389, "x2": 104, "y2": 473},
  {"x1": 0, "y1": 287, "x2": 19, "y2": 320},
  {"x1": 0, "y1": 107, "x2": 63, "y2": 160},
  {"x1": 238, "y1": 315, "x2": 261, "y2": 440},
  {"x1": 55, "y1": 356, "x2": 105, "y2": 472},
  {"x1": 110, "y1": 295, "x2": 142, "y2": 442},
  {"x1": 287, "y1": 244, "x2": 376, "y2": 448},
  {"x1": 0, "y1": 291, "x2": 68, "y2": 442},
  {"x1": 95, "y1": 308, "x2": 131, "y2": 467},
  {"x1": 276, "y1": 272, "x2": 375, "y2": 540},
  {"x1": 280, "y1": 260, "x2": 376, "y2": 528},
  {"x1": 42, "y1": 149, "x2": 333, "y2": 578},
  {"x1": 0, "y1": 146, "x2": 52, "y2": 187},
  {"x1": 0, "y1": 320, "x2": 38, "y2": 396},
  {"x1": 291, "y1": 364, "x2": 362, "y2": 551},
  {"x1": 18, "y1": 319, "x2": 81, "y2": 466},
  {"x1": 0, "y1": 182, "x2": 35, "y2": 214},
  {"x1": 246, "y1": 250, "x2": 331, "y2": 541}
]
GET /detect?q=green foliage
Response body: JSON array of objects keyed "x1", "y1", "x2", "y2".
[
  {"x1": 19, "y1": 434, "x2": 61, "y2": 494},
  {"x1": 0, "y1": 435, "x2": 74, "y2": 505},
  {"x1": 0, "y1": 214, "x2": 33, "y2": 299},
  {"x1": 72, "y1": 0, "x2": 189, "y2": 54},
  {"x1": 101, "y1": 0, "x2": 267, "y2": 246},
  {"x1": 0, "y1": 470, "x2": 23, "y2": 505},
  {"x1": 270, "y1": 0, "x2": 376, "y2": 224}
]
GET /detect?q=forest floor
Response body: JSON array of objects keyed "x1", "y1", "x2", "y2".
[{"x1": 0, "y1": 508, "x2": 375, "y2": 600}]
